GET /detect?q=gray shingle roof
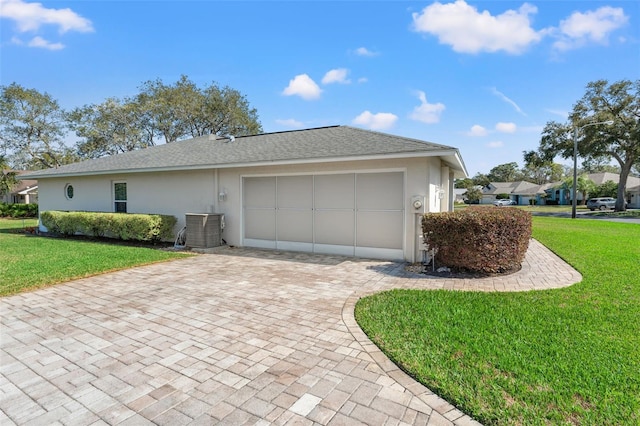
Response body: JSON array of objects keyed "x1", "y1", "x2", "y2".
[
  {"x1": 483, "y1": 181, "x2": 548, "y2": 196},
  {"x1": 21, "y1": 126, "x2": 467, "y2": 179}
]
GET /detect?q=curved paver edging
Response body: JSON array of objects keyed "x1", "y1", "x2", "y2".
[
  {"x1": 341, "y1": 238, "x2": 582, "y2": 425},
  {"x1": 342, "y1": 294, "x2": 480, "y2": 425}
]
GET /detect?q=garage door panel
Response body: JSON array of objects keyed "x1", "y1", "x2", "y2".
[
  {"x1": 277, "y1": 210, "x2": 313, "y2": 243},
  {"x1": 277, "y1": 176, "x2": 313, "y2": 209},
  {"x1": 314, "y1": 210, "x2": 354, "y2": 246},
  {"x1": 244, "y1": 177, "x2": 276, "y2": 208},
  {"x1": 244, "y1": 172, "x2": 404, "y2": 260},
  {"x1": 356, "y1": 211, "x2": 403, "y2": 249},
  {"x1": 244, "y1": 209, "x2": 276, "y2": 240},
  {"x1": 315, "y1": 174, "x2": 354, "y2": 209},
  {"x1": 357, "y1": 172, "x2": 403, "y2": 210}
]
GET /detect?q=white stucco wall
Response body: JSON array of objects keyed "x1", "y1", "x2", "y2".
[
  {"x1": 37, "y1": 156, "x2": 452, "y2": 262},
  {"x1": 38, "y1": 169, "x2": 217, "y2": 233},
  {"x1": 214, "y1": 157, "x2": 441, "y2": 262}
]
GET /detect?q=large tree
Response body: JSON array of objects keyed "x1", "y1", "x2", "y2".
[
  {"x1": 471, "y1": 172, "x2": 490, "y2": 187},
  {"x1": 71, "y1": 75, "x2": 263, "y2": 156},
  {"x1": 137, "y1": 75, "x2": 262, "y2": 143},
  {"x1": 487, "y1": 162, "x2": 523, "y2": 182},
  {"x1": 539, "y1": 79, "x2": 639, "y2": 211},
  {"x1": 0, "y1": 83, "x2": 74, "y2": 169},
  {"x1": 522, "y1": 150, "x2": 564, "y2": 184},
  {"x1": 69, "y1": 97, "x2": 155, "y2": 159},
  {"x1": 454, "y1": 178, "x2": 474, "y2": 189}
]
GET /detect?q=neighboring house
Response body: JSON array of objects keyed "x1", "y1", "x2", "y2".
[
  {"x1": 20, "y1": 126, "x2": 468, "y2": 262},
  {"x1": 545, "y1": 172, "x2": 640, "y2": 206},
  {"x1": 481, "y1": 181, "x2": 550, "y2": 205},
  {"x1": 628, "y1": 184, "x2": 640, "y2": 208},
  {"x1": 455, "y1": 185, "x2": 482, "y2": 204},
  {"x1": 454, "y1": 188, "x2": 467, "y2": 203},
  {"x1": 1, "y1": 171, "x2": 38, "y2": 204}
]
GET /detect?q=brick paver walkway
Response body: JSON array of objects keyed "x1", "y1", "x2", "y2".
[{"x1": 1, "y1": 239, "x2": 581, "y2": 425}]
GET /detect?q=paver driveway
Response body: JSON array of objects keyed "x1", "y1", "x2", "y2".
[{"x1": 1, "y1": 240, "x2": 580, "y2": 425}]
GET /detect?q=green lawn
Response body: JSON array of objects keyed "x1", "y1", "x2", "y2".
[
  {"x1": 455, "y1": 203, "x2": 640, "y2": 217},
  {"x1": 0, "y1": 218, "x2": 190, "y2": 297},
  {"x1": 355, "y1": 217, "x2": 640, "y2": 425}
]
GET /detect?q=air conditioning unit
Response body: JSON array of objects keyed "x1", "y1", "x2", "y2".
[{"x1": 185, "y1": 213, "x2": 223, "y2": 248}]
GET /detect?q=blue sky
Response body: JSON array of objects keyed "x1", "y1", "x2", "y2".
[{"x1": 1, "y1": 0, "x2": 638, "y2": 176}]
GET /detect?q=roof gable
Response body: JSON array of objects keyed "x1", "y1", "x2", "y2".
[{"x1": 21, "y1": 126, "x2": 467, "y2": 179}]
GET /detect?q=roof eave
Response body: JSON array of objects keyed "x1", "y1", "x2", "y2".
[{"x1": 21, "y1": 149, "x2": 467, "y2": 179}]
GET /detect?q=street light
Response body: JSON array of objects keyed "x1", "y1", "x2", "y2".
[{"x1": 571, "y1": 120, "x2": 614, "y2": 218}]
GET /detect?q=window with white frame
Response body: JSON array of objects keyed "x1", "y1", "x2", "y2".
[{"x1": 114, "y1": 182, "x2": 127, "y2": 213}]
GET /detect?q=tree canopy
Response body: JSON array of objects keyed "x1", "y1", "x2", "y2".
[
  {"x1": 0, "y1": 83, "x2": 75, "y2": 169},
  {"x1": 136, "y1": 75, "x2": 263, "y2": 144},
  {"x1": 71, "y1": 75, "x2": 263, "y2": 159},
  {"x1": 538, "y1": 79, "x2": 639, "y2": 211},
  {"x1": 68, "y1": 97, "x2": 154, "y2": 159},
  {"x1": 521, "y1": 150, "x2": 564, "y2": 185},
  {"x1": 486, "y1": 162, "x2": 523, "y2": 183},
  {"x1": 1, "y1": 76, "x2": 263, "y2": 168}
]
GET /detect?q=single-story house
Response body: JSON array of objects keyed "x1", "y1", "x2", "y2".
[
  {"x1": 20, "y1": 125, "x2": 468, "y2": 262},
  {"x1": 481, "y1": 181, "x2": 550, "y2": 205},
  {"x1": 1, "y1": 171, "x2": 38, "y2": 204},
  {"x1": 545, "y1": 172, "x2": 640, "y2": 206},
  {"x1": 454, "y1": 188, "x2": 467, "y2": 203},
  {"x1": 628, "y1": 184, "x2": 640, "y2": 209}
]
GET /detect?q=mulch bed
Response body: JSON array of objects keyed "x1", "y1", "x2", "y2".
[
  {"x1": 405, "y1": 263, "x2": 521, "y2": 278},
  {"x1": 26, "y1": 230, "x2": 180, "y2": 251}
]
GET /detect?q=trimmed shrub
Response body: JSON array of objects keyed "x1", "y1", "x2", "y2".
[
  {"x1": 0, "y1": 203, "x2": 38, "y2": 218},
  {"x1": 40, "y1": 211, "x2": 177, "y2": 242},
  {"x1": 421, "y1": 207, "x2": 532, "y2": 274}
]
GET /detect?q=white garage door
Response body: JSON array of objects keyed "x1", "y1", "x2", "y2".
[{"x1": 243, "y1": 172, "x2": 404, "y2": 260}]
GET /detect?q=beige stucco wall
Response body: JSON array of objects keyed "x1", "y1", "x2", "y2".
[{"x1": 37, "y1": 156, "x2": 452, "y2": 262}]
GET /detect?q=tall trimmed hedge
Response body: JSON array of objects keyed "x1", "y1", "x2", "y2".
[
  {"x1": 40, "y1": 211, "x2": 177, "y2": 242},
  {"x1": 422, "y1": 207, "x2": 532, "y2": 273}
]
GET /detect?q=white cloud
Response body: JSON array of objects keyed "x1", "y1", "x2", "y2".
[
  {"x1": 487, "y1": 141, "x2": 504, "y2": 148},
  {"x1": 282, "y1": 74, "x2": 322, "y2": 100},
  {"x1": 275, "y1": 118, "x2": 304, "y2": 128},
  {"x1": 352, "y1": 111, "x2": 398, "y2": 130},
  {"x1": 409, "y1": 91, "x2": 445, "y2": 124},
  {"x1": 467, "y1": 125, "x2": 488, "y2": 137},
  {"x1": 495, "y1": 122, "x2": 517, "y2": 133},
  {"x1": 357, "y1": 77, "x2": 368, "y2": 84},
  {"x1": 354, "y1": 47, "x2": 378, "y2": 57},
  {"x1": 490, "y1": 87, "x2": 526, "y2": 116},
  {"x1": 553, "y1": 6, "x2": 628, "y2": 51},
  {"x1": 322, "y1": 68, "x2": 351, "y2": 85},
  {"x1": 27, "y1": 35, "x2": 64, "y2": 50},
  {"x1": 545, "y1": 108, "x2": 568, "y2": 119},
  {"x1": 412, "y1": 0, "x2": 544, "y2": 54},
  {"x1": 0, "y1": 0, "x2": 94, "y2": 33}
]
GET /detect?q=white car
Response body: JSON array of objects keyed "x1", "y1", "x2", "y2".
[{"x1": 493, "y1": 199, "x2": 515, "y2": 206}]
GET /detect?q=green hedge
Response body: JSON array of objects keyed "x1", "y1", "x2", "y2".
[
  {"x1": 40, "y1": 211, "x2": 177, "y2": 242},
  {"x1": 0, "y1": 203, "x2": 38, "y2": 218},
  {"x1": 422, "y1": 207, "x2": 532, "y2": 273}
]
